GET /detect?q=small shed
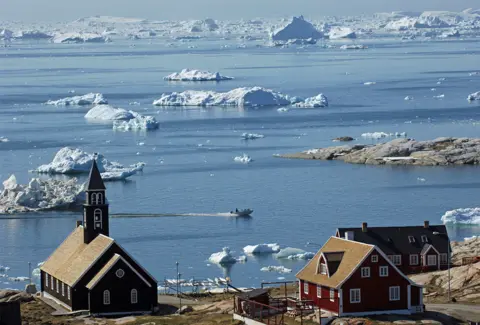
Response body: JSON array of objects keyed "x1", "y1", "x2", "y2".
[{"x1": 235, "y1": 289, "x2": 269, "y2": 315}]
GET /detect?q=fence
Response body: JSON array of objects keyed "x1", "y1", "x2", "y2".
[{"x1": 234, "y1": 297, "x2": 285, "y2": 325}]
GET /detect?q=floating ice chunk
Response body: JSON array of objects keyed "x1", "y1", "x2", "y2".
[
  {"x1": 9, "y1": 277, "x2": 29, "y2": 282},
  {"x1": 340, "y1": 44, "x2": 367, "y2": 50},
  {"x1": 277, "y1": 108, "x2": 289, "y2": 112},
  {"x1": 361, "y1": 132, "x2": 389, "y2": 139},
  {"x1": 236, "y1": 255, "x2": 248, "y2": 263},
  {"x1": 0, "y1": 265, "x2": 10, "y2": 273},
  {"x1": 242, "y1": 133, "x2": 265, "y2": 140},
  {"x1": 441, "y1": 208, "x2": 480, "y2": 225},
  {"x1": 271, "y1": 16, "x2": 323, "y2": 41},
  {"x1": 464, "y1": 236, "x2": 478, "y2": 241},
  {"x1": 45, "y1": 93, "x2": 107, "y2": 106},
  {"x1": 208, "y1": 247, "x2": 237, "y2": 265},
  {"x1": 469, "y1": 72, "x2": 479, "y2": 76},
  {"x1": 244, "y1": 243, "x2": 281, "y2": 255},
  {"x1": 404, "y1": 96, "x2": 414, "y2": 101},
  {"x1": 113, "y1": 113, "x2": 159, "y2": 131},
  {"x1": 52, "y1": 32, "x2": 108, "y2": 44},
  {"x1": 164, "y1": 69, "x2": 233, "y2": 81},
  {"x1": 260, "y1": 266, "x2": 292, "y2": 274},
  {"x1": 417, "y1": 177, "x2": 426, "y2": 182},
  {"x1": 364, "y1": 82, "x2": 376, "y2": 86},
  {"x1": 433, "y1": 94, "x2": 445, "y2": 99},
  {"x1": 14, "y1": 30, "x2": 52, "y2": 39},
  {"x1": 275, "y1": 247, "x2": 315, "y2": 260},
  {"x1": 32, "y1": 268, "x2": 41, "y2": 278},
  {"x1": 294, "y1": 94, "x2": 328, "y2": 108},
  {"x1": 85, "y1": 105, "x2": 135, "y2": 121},
  {"x1": 327, "y1": 27, "x2": 356, "y2": 40},
  {"x1": 467, "y1": 91, "x2": 480, "y2": 101},
  {"x1": 234, "y1": 154, "x2": 253, "y2": 164},
  {"x1": 0, "y1": 29, "x2": 13, "y2": 40}
]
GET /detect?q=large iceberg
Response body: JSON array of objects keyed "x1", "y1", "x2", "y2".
[
  {"x1": 0, "y1": 175, "x2": 85, "y2": 214},
  {"x1": 164, "y1": 69, "x2": 233, "y2": 81},
  {"x1": 112, "y1": 113, "x2": 159, "y2": 131},
  {"x1": 85, "y1": 105, "x2": 134, "y2": 121},
  {"x1": 271, "y1": 16, "x2": 323, "y2": 41},
  {"x1": 293, "y1": 94, "x2": 328, "y2": 108},
  {"x1": 208, "y1": 247, "x2": 237, "y2": 265},
  {"x1": 441, "y1": 208, "x2": 480, "y2": 225},
  {"x1": 468, "y1": 91, "x2": 480, "y2": 101},
  {"x1": 275, "y1": 247, "x2": 315, "y2": 260},
  {"x1": 243, "y1": 243, "x2": 281, "y2": 255},
  {"x1": 33, "y1": 147, "x2": 145, "y2": 177},
  {"x1": 52, "y1": 32, "x2": 109, "y2": 44},
  {"x1": 45, "y1": 93, "x2": 107, "y2": 106}
]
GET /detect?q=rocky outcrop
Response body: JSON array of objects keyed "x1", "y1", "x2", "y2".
[
  {"x1": 0, "y1": 290, "x2": 34, "y2": 303},
  {"x1": 279, "y1": 137, "x2": 480, "y2": 166},
  {"x1": 451, "y1": 237, "x2": 480, "y2": 265}
]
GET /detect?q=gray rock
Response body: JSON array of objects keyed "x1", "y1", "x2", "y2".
[
  {"x1": 176, "y1": 305, "x2": 193, "y2": 314},
  {"x1": 333, "y1": 136, "x2": 354, "y2": 142},
  {"x1": 5, "y1": 292, "x2": 34, "y2": 303}
]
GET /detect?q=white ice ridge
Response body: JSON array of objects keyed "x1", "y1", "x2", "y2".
[
  {"x1": 275, "y1": 247, "x2": 315, "y2": 260},
  {"x1": 164, "y1": 69, "x2": 233, "y2": 81},
  {"x1": 242, "y1": 133, "x2": 264, "y2": 140},
  {"x1": 208, "y1": 247, "x2": 238, "y2": 265},
  {"x1": 260, "y1": 266, "x2": 292, "y2": 274},
  {"x1": 244, "y1": 243, "x2": 281, "y2": 255},
  {"x1": 441, "y1": 208, "x2": 480, "y2": 225},
  {"x1": 327, "y1": 27, "x2": 356, "y2": 40},
  {"x1": 33, "y1": 147, "x2": 145, "y2": 179},
  {"x1": 361, "y1": 132, "x2": 407, "y2": 139},
  {"x1": 0, "y1": 174, "x2": 85, "y2": 214},
  {"x1": 340, "y1": 44, "x2": 368, "y2": 50},
  {"x1": 271, "y1": 16, "x2": 323, "y2": 41},
  {"x1": 85, "y1": 105, "x2": 159, "y2": 131},
  {"x1": 51, "y1": 32, "x2": 109, "y2": 44},
  {"x1": 467, "y1": 91, "x2": 480, "y2": 101},
  {"x1": 234, "y1": 154, "x2": 253, "y2": 164},
  {"x1": 153, "y1": 87, "x2": 328, "y2": 108},
  {"x1": 45, "y1": 93, "x2": 107, "y2": 106}
]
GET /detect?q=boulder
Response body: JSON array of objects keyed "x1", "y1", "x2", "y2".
[
  {"x1": 176, "y1": 305, "x2": 193, "y2": 314},
  {"x1": 333, "y1": 136, "x2": 354, "y2": 142}
]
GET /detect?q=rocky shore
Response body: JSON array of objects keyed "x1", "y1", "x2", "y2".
[{"x1": 279, "y1": 137, "x2": 480, "y2": 166}]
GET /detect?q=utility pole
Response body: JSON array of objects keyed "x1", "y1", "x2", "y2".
[
  {"x1": 28, "y1": 262, "x2": 31, "y2": 285},
  {"x1": 175, "y1": 262, "x2": 179, "y2": 298}
]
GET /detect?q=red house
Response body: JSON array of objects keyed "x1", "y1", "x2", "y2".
[{"x1": 296, "y1": 237, "x2": 423, "y2": 316}]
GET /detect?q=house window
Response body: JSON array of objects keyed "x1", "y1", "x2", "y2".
[
  {"x1": 116, "y1": 269, "x2": 125, "y2": 278},
  {"x1": 317, "y1": 285, "x2": 322, "y2": 298},
  {"x1": 319, "y1": 263, "x2": 327, "y2": 275},
  {"x1": 67, "y1": 287, "x2": 71, "y2": 300},
  {"x1": 371, "y1": 255, "x2": 378, "y2": 263},
  {"x1": 131, "y1": 289, "x2": 138, "y2": 304},
  {"x1": 408, "y1": 236, "x2": 415, "y2": 243},
  {"x1": 45, "y1": 273, "x2": 48, "y2": 288},
  {"x1": 330, "y1": 288, "x2": 335, "y2": 301},
  {"x1": 303, "y1": 282, "x2": 309, "y2": 295},
  {"x1": 62, "y1": 283, "x2": 65, "y2": 296},
  {"x1": 440, "y1": 253, "x2": 448, "y2": 264},
  {"x1": 94, "y1": 209, "x2": 102, "y2": 229},
  {"x1": 361, "y1": 267, "x2": 370, "y2": 278},
  {"x1": 380, "y1": 266, "x2": 389, "y2": 277},
  {"x1": 103, "y1": 290, "x2": 111, "y2": 305},
  {"x1": 56, "y1": 279, "x2": 59, "y2": 293},
  {"x1": 392, "y1": 255, "x2": 402, "y2": 265},
  {"x1": 350, "y1": 289, "x2": 361, "y2": 303},
  {"x1": 421, "y1": 235, "x2": 428, "y2": 243},
  {"x1": 389, "y1": 286, "x2": 400, "y2": 301},
  {"x1": 427, "y1": 255, "x2": 437, "y2": 266},
  {"x1": 51, "y1": 276, "x2": 53, "y2": 289},
  {"x1": 410, "y1": 254, "x2": 419, "y2": 265}
]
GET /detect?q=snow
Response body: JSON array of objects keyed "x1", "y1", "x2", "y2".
[
  {"x1": 441, "y1": 208, "x2": 480, "y2": 225},
  {"x1": 0, "y1": 175, "x2": 85, "y2": 214},
  {"x1": 340, "y1": 44, "x2": 368, "y2": 50},
  {"x1": 327, "y1": 27, "x2": 356, "y2": 40},
  {"x1": 208, "y1": 247, "x2": 237, "y2": 265},
  {"x1": 271, "y1": 16, "x2": 323, "y2": 41},
  {"x1": 260, "y1": 266, "x2": 292, "y2": 274},
  {"x1": 34, "y1": 147, "x2": 145, "y2": 178},
  {"x1": 164, "y1": 69, "x2": 233, "y2": 81},
  {"x1": 275, "y1": 247, "x2": 315, "y2": 260},
  {"x1": 45, "y1": 93, "x2": 107, "y2": 106},
  {"x1": 234, "y1": 154, "x2": 253, "y2": 164},
  {"x1": 85, "y1": 105, "x2": 134, "y2": 121},
  {"x1": 468, "y1": 91, "x2": 480, "y2": 101},
  {"x1": 52, "y1": 32, "x2": 109, "y2": 44},
  {"x1": 242, "y1": 133, "x2": 264, "y2": 140},
  {"x1": 293, "y1": 94, "x2": 329, "y2": 108},
  {"x1": 244, "y1": 243, "x2": 281, "y2": 255}
]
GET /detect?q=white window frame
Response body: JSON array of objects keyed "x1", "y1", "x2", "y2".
[
  {"x1": 56, "y1": 279, "x2": 59, "y2": 293},
  {"x1": 389, "y1": 286, "x2": 400, "y2": 301},
  {"x1": 361, "y1": 267, "x2": 370, "y2": 278},
  {"x1": 319, "y1": 263, "x2": 327, "y2": 275},
  {"x1": 303, "y1": 282, "x2": 309, "y2": 295},
  {"x1": 380, "y1": 266, "x2": 389, "y2": 277},
  {"x1": 131, "y1": 289, "x2": 138, "y2": 304},
  {"x1": 94, "y1": 209, "x2": 102, "y2": 229},
  {"x1": 330, "y1": 288, "x2": 335, "y2": 302},
  {"x1": 409, "y1": 254, "x2": 419, "y2": 265},
  {"x1": 371, "y1": 255, "x2": 378, "y2": 263},
  {"x1": 316, "y1": 285, "x2": 322, "y2": 298},
  {"x1": 45, "y1": 273, "x2": 48, "y2": 288},
  {"x1": 103, "y1": 290, "x2": 111, "y2": 305},
  {"x1": 51, "y1": 276, "x2": 53, "y2": 289},
  {"x1": 67, "y1": 287, "x2": 71, "y2": 300},
  {"x1": 392, "y1": 255, "x2": 402, "y2": 265},
  {"x1": 349, "y1": 288, "x2": 361, "y2": 303},
  {"x1": 440, "y1": 253, "x2": 448, "y2": 264},
  {"x1": 427, "y1": 255, "x2": 437, "y2": 266},
  {"x1": 408, "y1": 236, "x2": 415, "y2": 243},
  {"x1": 421, "y1": 235, "x2": 428, "y2": 243},
  {"x1": 62, "y1": 282, "x2": 65, "y2": 296}
]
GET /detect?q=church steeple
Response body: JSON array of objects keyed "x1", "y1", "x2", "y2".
[{"x1": 83, "y1": 156, "x2": 109, "y2": 244}]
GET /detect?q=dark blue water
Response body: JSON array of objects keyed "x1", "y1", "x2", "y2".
[{"x1": 1, "y1": 38, "x2": 479, "y2": 290}]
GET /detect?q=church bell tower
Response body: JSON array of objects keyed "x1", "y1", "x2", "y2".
[{"x1": 83, "y1": 157, "x2": 109, "y2": 244}]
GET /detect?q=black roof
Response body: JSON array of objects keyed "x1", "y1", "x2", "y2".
[
  {"x1": 86, "y1": 159, "x2": 106, "y2": 190},
  {"x1": 237, "y1": 288, "x2": 269, "y2": 299},
  {"x1": 337, "y1": 224, "x2": 450, "y2": 255}
]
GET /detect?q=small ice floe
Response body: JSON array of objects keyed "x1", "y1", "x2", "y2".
[
  {"x1": 164, "y1": 69, "x2": 234, "y2": 81},
  {"x1": 129, "y1": 101, "x2": 140, "y2": 105},
  {"x1": 244, "y1": 243, "x2": 281, "y2": 255},
  {"x1": 293, "y1": 94, "x2": 328, "y2": 108},
  {"x1": 417, "y1": 177, "x2": 426, "y2": 182},
  {"x1": 208, "y1": 247, "x2": 237, "y2": 265},
  {"x1": 234, "y1": 154, "x2": 253, "y2": 164},
  {"x1": 441, "y1": 208, "x2": 480, "y2": 225},
  {"x1": 85, "y1": 105, "x2": 134, "y2": 121},
  {"x1": 0, "y1": 137, "x2": 9, "y2": 143},
  {"x1": 275, "y1": 247, "x2": 315, "y2": 260},
  {"x1": 0, "y1": 265, "x2": 10, "y2": 273},
  {"x1": 340, "y1": 44, "x2": 367, "y2": 50},
  {"x1": 9, "y1": 276, "x2": 29, "y2": 282},
  {"x1": 51, "y1": 32, "x2": 108, "y2": 44},
  {"x1": 364, "y1": 82, "x2": 376, "y2": 85},
  {"x1": 277, "y1": 107, "x2": 289, "y2": 112},
  {"x1": 431, "y1": 88, "x2": 437, "y2": 91},
  {"x1": 236, "y1": 255, "x2": 248, "y2": 263},
  {"x1": 438, "y1": 78, "x2": 446, "y2": 81},
  {"x1": 361, "y1": 132, "x2": 407, "y2": 139},
  {"x1": 404, "y1": 96, "x2": 414, "y2": 101},
  {"x1": 45, "y1": 93, "x2": 107, "y2": 106},
  {"x1": 464, "y1": 236, "x2": 478, "y2": 241},
  {"x1": 242, "y1": 133, "x2": 264, "y2": 140},
  {"x1": 260, "y1": 266, "x2": 292, "y2": 274},
  {"x1": 467, "y1": 91, "x2": 480, "y2": 101},
  {"x1": 433, "y1": 94, "x2": 445, "y2": 99},
  {"x1": 469, "y1": 72, "x2": 479, "y2": 76}
]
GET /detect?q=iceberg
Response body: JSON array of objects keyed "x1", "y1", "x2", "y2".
[
  {"x1": 271, "y1": 16, "x2": 323, "y2": 41},
  {"x1": 327, "y1": 27, "x2": 356, "y2": 40},
  {"x1": 468, "y1": 91, "x2": 480, "y2": 101},
  {"x1": 0, "y1": 29, "x2": 13, "y2": 40},
  {"x1": 85, "y1": 105, "x2": 135, "y2": 121},
  {"x1": 45, "y1": 93, "x2": 107, "y2": 106},
  {"x1": 0, "y1": 175, "x2": 85, "y2": 214},
  {"x1": 33, "y1": 147, "x2": 145, "y2": 177},
  {"x1": 14, "y1": 30, "x2": 52, "y2": 39},
  {"x1": 242, "y1": 133, "x2": 264, "y2": 140},
  {"x1": 361, "y1": 132, "x2": 407, "y2": 139},
  {"x1": 275, "y1": 247, "x2": 315, "y2": 260},
  {"x1": 164, "y1": 69, "x2": 233, "y2": 81},
  {"x1": 340, "y1": 44, "x2": 368, "y2": 50},
  {"x1": 234, "y1": 154, "x2": 253, "y2": 164},
  {"x1": 0, "y1": 137, "x2": 9, "y2": 143},
  {"x1": 208, "y1": 247, "x2": 237, "y2": 265},
  {"x1": 52, "y1": 32, "x2": 108, "y2": 44},
  {"x1": 260, "y1": 266, "x2": 292, "y2": 274},
  {"x1": 441, "y1": 208, "x2": 480, "y2": 225},
  {"x1": 293, "y1": 94, "x2": 328, "y2": 108},
  {"x1": 244, "y1": 243, "x2": 281, "y2": 255},
  {"x1": 113, "y1": 114, "x2": 159, "y2": 131}
]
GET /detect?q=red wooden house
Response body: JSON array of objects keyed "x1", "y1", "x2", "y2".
[{"x1": 296, "y1": 237, "x2": 423, "y2": 316}]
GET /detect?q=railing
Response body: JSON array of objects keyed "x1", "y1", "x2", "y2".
[{"x1": 234, "y1": 297, "x2": 285, "y2": 325}]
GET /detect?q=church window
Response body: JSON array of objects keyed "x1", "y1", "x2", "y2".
[
  {"x1": 116, "y1": 269, "x2": 125, "y2": 278},
  {"x1": 94, "y1": 209, "x2": 102, "y2": 229},
  {"x1": 103, "y1": 290, "x2": 110, "y2": 305},
  {"x1": 91, "y1": 192, "x2": 103, "y2": 205},
  {"x1": 131, "y1": 289, "x2": 138, "y2": 304}
]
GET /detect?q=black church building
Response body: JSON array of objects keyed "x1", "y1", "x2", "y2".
[{"x1": 40, "y1": 160, "x2": 157, "y2": 316}]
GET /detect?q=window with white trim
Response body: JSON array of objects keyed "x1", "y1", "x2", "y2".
[
  {"x1": 50, "y1": 276, "x2": 53, "y2": 289},
  {"x1": 131, "y1": 289, "x2": 138, "y2": 304},
  {"x1": 389, "y1": 286, "x2": 400, "y2": 301},
  {"x1": 330, "y1": 288, "x2": 335, "y2": 301},
  {"x1": 440, "y1": 253, "x2": 448, "y2": 264},
  {"x1": 361, "y1": 267, "x2": 370, "y2": 278},
  {"x1": 392, "y1": 255, "x2": 402, "y2": 265},
  {"x1": 408, "y1": 236, "x2": 415, "y2": 243},
  {"x1": 409, "y1": 254, "x2": 419, "y2": 265},
  {"x1": 421, "y1": 235, "x2": 428, "y2": 243},
  {"x1": 303, "y1": 282, "x2": 309, "y2": 295},
  {"x1": 62, "y1": 282, "x2": 65, "y2": 296},
  {"x1": 350, "y1": 288, "x2": 361, "y2": 303},
  {"x1": 316, "y1": 285, "x2": 322, "y2": 298},
  {"x1": 371, "y1": 255, "x2": 378, "y2": 263},
  {"x1": 427, "y1": 255, "x2": 437, "y2": 266},
  {"x1": 380, "y1": 266, "x2": 389, "y2": 277},
  {"x1": 103, "y1": 290, "x2": 110, "y2": 305},
  {"x1": 116, "y1": 269, "x2": 125, "y2": 278},
  {"x1": 56, "y1": 279, "x2": 59, "y2": 293},
  {"x1": 319, "y1": 263, "x2": 327, "y2": 275},
  {"x1": 45, "y1": 273, "x2": 48, "y2": 288},
  {"x1": 91, "y1": 192, "x2": 103, "y2": 205},
  {"x1": 67, "y1": 287, "x2": 71, "y2": 300},
  {"x1": 94, "y1": 209, "x2": 102, "y2": 229}
]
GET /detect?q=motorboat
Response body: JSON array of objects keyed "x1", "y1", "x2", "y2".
[{"x1": 230, "y1": 208, "x2": 253, "y2": 216}]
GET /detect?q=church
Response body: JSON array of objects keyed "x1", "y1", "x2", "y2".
[{"x1": 40, "y1": 160, "x2": 158, "y2": 315}]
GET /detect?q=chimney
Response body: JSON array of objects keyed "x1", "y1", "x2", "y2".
[
  {"x1": 424, "y1": 220, "x2": 429, "y2": 229},
  {"x1": 362, "y1": 222, "x2": 368, "y2": 233},
  {"x1": 76, "y1": 220, "x2": 83, "y2": 228}
]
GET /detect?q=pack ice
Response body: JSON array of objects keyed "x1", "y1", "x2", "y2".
[
  {"x1": 164, "y1": 69, "x2": 233, "y2": 81},
  {"x1": 45, "y1": 93, "x2": 107, "y2": 106},
  {"x1": 271, "y1": 16, "x2": 323, "y2": 41},
  {"x1": 85, "y1": 105, "x2": 159, "y2": 131},
  {"x1": 0, "y1": 175, "x2": 85, "y2": 214},
  {"x1": 33, "y1": 147, "x2": 145, "y2": 180},
  {"x1": 441, "y1": 208, "x2": 480, "y2": 225}
]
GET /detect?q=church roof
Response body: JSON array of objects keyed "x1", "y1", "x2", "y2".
[
  {"x1": 86, "y1": 159, "x2": 106, "y2": 190},
  {"x1": 40, "y1": 226, "x2": 114, "y2": 286}
]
